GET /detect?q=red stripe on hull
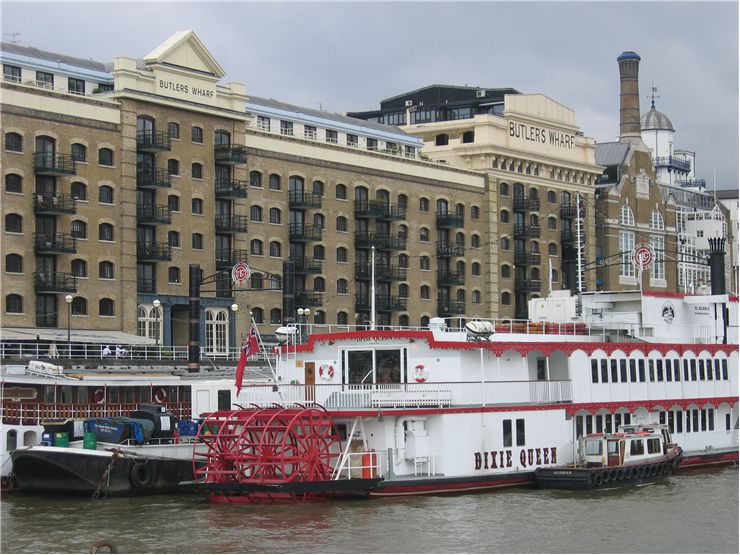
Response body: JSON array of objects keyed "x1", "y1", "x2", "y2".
[
  {"x1": 371, "y1": 474, "x2": 535, "y2": 497},
  {"x1": 679, "y1": 451, "x2": 738, "y2": 469}
]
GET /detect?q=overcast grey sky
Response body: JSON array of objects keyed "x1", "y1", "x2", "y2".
[{"x1": 2, "y1": 1, "x2": 737, "y2": 187}]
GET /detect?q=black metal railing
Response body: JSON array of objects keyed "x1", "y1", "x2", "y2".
[
  {"x1": 355, "y1": 295, "x2": 407, "y2": 312},
  {"x1": 34, "y1": 152, "x2": 76, "y2": 175},
  {"x1": 34, "y1": 233, "x2": 77, "y2": 254},
  {"x1": 295, "y1": 291, "x2": 323, "y2": 307},
  {"x1": 354, "y1": 199, "x2": 406, "y2": 220},
  {"x1": 33, "y1": 271, "x2": 77, "y2": 293},
  {"x1": 136, "y1": 168, "x2": 172, "y2": 189},
  {"x1": 215, "y1": 178, "x2": 248, "y2": 198},
  {"x1": 288, "y1": 223, "x2": 323, "y2": 242},
  {"x1": 136, "y1": 130, "x2": 171, "y2": 152},
  {"x1": 293, "y1": 257, "x2": 323, "y2": 274},
  {"x1": 137, "y1": 278, "x2": 155, "y2": 294},
  {"x1": 354, "y1": 232, "x2": 406, "y2": 250},
  {"x1": 654, "y1": 156, "x2": 691, "y2": 172},
  {"x1": 514, "y1": 224, "x2": 541, "y2": 239},
  {"x1": 514, "y1": 251, "x2": 542, "y2": 266},
  {"x1": 289, "y1": 191, "x2": 322, "y2": 209},
  {"x1": 436, "y1": 212, "x2": 465, "y2": 228},
  {"x1": 215, "y1": 214, "x2": 248, "y2": 233},
  {"x1": 36, "y1": 312, "x2": 58, "y2": 328},
  {"x1": 214, "y1": 144, "x2": 247, "y2": 164},
  {"x1": 513, "y1": 197, "x2": 540, "y2": 212},
  {"x1": 216, "y1": 249, "x2": 249, "y2": 270},
  {"x1": 561, "y1": 230, "x2": 577, "y2": 243},
  {"x1": 137, "y1": 242, "x2": 172, "y2": 261},
  {"x1": 515, "y1": 277, "x2": 541, "y2": 292},
  {"x1": 676, "y1": 179, "x2": 707, "y2": 188},
  {"x1": 560, "y1": 203, "x2": 577, "y2": 219},
  {"x1": 355, "y1": 264, "x2": 407, "y2": 281},
  {"x1": 137, "y1": 203, "x2": 172, "y2": 225},
  {"x1": 33, "y1": 193, "x2": 77, "y2": 215},
  {"x1": 437, "y1": 241, "x2": 466, "y2": 257},
  {"x1": 437, "y1": 270, "x2": 465, "y2": 286},
  {"x1": 438, "y1": 299, "x2": 465, "y2": 315}
]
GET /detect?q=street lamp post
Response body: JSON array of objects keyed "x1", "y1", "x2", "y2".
[
  {"x1": 65, "y1": 294, "x2": 73, "y2": 357},
  {"x1": 297, "y1": 308, "x2": 311, "y2": 343},
  {"x1": 230, "y1": 303, "x2": 238, "y2": 356},
  {"x1": 153, "y1": 299, "x2": 161, "y2": 348}
]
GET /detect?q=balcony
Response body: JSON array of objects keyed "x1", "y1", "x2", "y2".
[
  {"x1": 436, "y1": 212, "x2": 464, "y2": 228},
  {"x1": 136, "y1": 130, "x2": 171, "y2": 152},
  {"x1": 215, "y1": 214, "x2": 248, "y2": 234},
  {"x1": 34, "y1": 233, "x2": 77, "y2": 254},
  {"x1": 214, "y1": 144, "x2": 247, "y2": 165},
  {"x1": 34, "y1": 193, "x2": 76, "y2": 215},
  {"x1": 515, "y1": 277, "x2": 541, "y2": 292},
  {"x1": 289, "y1": 191, "x2": 322, "y2": 210},
  {"x1": 295, "y1": 291, "x2": 323, "y2": 307},
  {"x1": 561, "y1": 230, "x2": 578, "y2": 244},
  {"x1": 215, "y1": 178, "x2": 248, "y2": 199},
  {"x1": 437, "y1": 241, "x2": 466, "y2": 257},
  {"x1": 34, "y1": 153, "x2": 76, "y2": 176},
  {"x1": 437, "y1": 270, "x2": 465, "y2": 286},
  {"x1": 137, "y1": 278, "x2": 155, "y2": 294},
  {"x1": 289, "y1": 223, "x2": 323, "y2": 242},
  {"x1": 654, "y1": 156, "x2": 691, "y2": 172},
  {"x1": 560, "y1": 203, "x2": 577, "y2": 219},
  {"x1": 137, "y1": 203, "x2": 172, "y2": 225},
  {"x1": 216, "y1": 249, "x2": 249, "y2": 270},
  {"x1": 292, "y1": 257, "x2": 323, "y2": 274},
  {"x1": 676, "y1": 179, "x2": 707, "y2": 189},
  {"x1": 36, "y1": 312, "x2": 58, "y2": 328},
  {"x1": 33, "y1": 272, "x2": 77, "y2": 293},
  {"x1": 137, "y1": 168, "x2": 172, "y2": 189},
  {"x1": 514, "y1": 251, "x2": 542, "y2": 266},
  {"x1": 355, "y1": 294, "x2": 407, "y2": 312},
  {"x1": 137, "y1": 241, "x2": 172, "y2": 262},
  {"x1": 438, "y1": 299, "x2": 465, "y2": 316},
  {"x1": 514, "y1": 224, "x2": 541, "y2": 239},
  {"x1": 355, "y1": 264, "x2": 407, "y2": 281},
  {"x1": 513, "y1": 197, "x2": 540, "y2": 212},
  {"x1": 354, "y1": 200, "x2": 406, "y2": 220},
  {"x1": 354, "y1": 232, "x2": 406, "y2": 250}
]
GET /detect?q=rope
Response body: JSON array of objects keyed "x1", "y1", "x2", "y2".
[{"x1": 92, "y1": 449, "x2": 123, "y2": 500}]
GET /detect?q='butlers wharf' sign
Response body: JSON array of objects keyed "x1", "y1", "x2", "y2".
[
  {"x1": 158, "y1": 78, "x2": 215, "y2": 99},
  {"x1": 509, "y1": 122, "x2": 575, "y2": 149}
]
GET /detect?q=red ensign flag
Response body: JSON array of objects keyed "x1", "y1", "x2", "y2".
[{"x1": 235, "y1": 325, "x2": 259, "y2": 396}]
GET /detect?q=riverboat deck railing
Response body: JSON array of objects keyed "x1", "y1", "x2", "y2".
[
  {"x1": 235, "y1": 380, "x2": 573, "y2": 409},
  {"x1": 0, "y1": 401, "x2": 190, "y2": 426}
]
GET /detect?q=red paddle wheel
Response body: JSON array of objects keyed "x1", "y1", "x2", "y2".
[{"x1": 193, "y1": 405, "x2": 343, "y2": 502}]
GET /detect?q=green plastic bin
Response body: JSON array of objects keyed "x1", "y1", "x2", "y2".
[
  {"x1": 83, "y1": 432, "x2": 97, "y2": 450},
  {"x1": 54, "y1": 432, "x2": 69, "y2": 447}
]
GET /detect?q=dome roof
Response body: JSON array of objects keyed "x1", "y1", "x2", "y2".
[{"x1": 641, "y1": 104, "x2": 674, "y2": 132}]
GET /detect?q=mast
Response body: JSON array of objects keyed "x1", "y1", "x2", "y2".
[
  {"x1": 370, "y1": 245, "x2": 376, "y2": 330},
  {"x1": 576, "y1": 193, "x2": 583, "y2": 293}
]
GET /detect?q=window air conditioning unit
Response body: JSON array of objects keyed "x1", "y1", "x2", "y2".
[{"x1": 476, "y1": 90, "x2": 486, "y2": 98}]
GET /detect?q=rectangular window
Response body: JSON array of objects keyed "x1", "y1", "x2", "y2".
[
  {"x1": 595, "y1": 415, "x2": 603, "y2": 434},
  {"x1": 576, "y1": 415, "x2": 584, "y2": 438},
  {"x1": 586, "y1": 415, "x2": 593, "y2": 434},
  {"x1": 605, "y1": 413, "x2": 613, "y2": 433},
  {"x1": 257, "y1": 115, "x2": 270, "y2": 132},
  {"x1": 708, "y1": 409, "x2": 714, "y2": 431},
  {"x1": 656, "y1": 359, "x2": 663, "y2": 381},
  {"x1": 600, "y1": 359, "x2": 608, "y2": 383},
  {"x1": 217, "y1": 389, "x2": 231, "y2": 411},
  {"x1": 700, "y1": 410, "x2": 707, "y2": 431},
  {"x1": 68, "y1": 77, "x2": 85, "y2": 95},
  {"x1": 668, "y1": 411, "x2": 675, "y2": 434},
  {"x1": 676, "y1": 410, "x2": 683, "y2": 433},
  {"x1": 367, "y1": 137, "x2": 378, "y2": 151},
  {"x1": 692, "y1": 409, "x2": 699, "y2": 432},
  {"x1": 36, "y1": 71, "x2": 54, "y2": 88},
  {"x1": 347, "y1": 133, "x2": 358, "y2": 147},
  {"x1": 503, "y1": 420, "x2": 512, "y2": 447},
  {"x1": 280, "y1": 120, "x2": 293, "y2": 136},
  {"x1": 591, "y1": 359, "x2": 598, "y2": 383},
  {"x1": 647, "y1": 438, "x2": 660, "y2": 454},
  {"x1": 684, "y1": 359, "x2": 689, "y2": 381},
  {"x1": 714, "y1": 359, "x2": 721, "y2": 380},
  {"x1": 649, "y1": 235, "x2": 665, "y2": 280},
  {"x1": 685, "y1": 410, "x2": 692, "y2": 433},
  {"x1": 304, "y1": 125, "x2": 317, "y2": 140},
  {"x1": 3, "y1": 64, "x2": 21, "y2": 82},
  {"x1": 619, "y1": 360, "x2": 628, "y2": 382},
  {"x1": 699, "y1": 359, "x2": 705, "y2": 380},
  {"x1": 690, "y1": 359, "x2": 697, "y2": 381},
  {"x1": 638, "y1": 359, "x2": 645, "y2": 382},
  {"x1": 648, "y1": 359, "x2": 655, "y2": 382},
  {"x1": 666, "y1": 359, "x2": 672, "y2": 382},
  {"x1": 706, "y1": 359, "x2": 713, "y2": 381},
  {"x1": 610, "y1": 359, "x2": 618, "y2": 383},
  {"x1": 630, "y1": 440, "x2": 644, "y2": 455},
  {"x1": 629, "y1": 359, "x2": 637, "y2": 382},
  {"x1": 726, "y1": 414, "x2": 731, "y2": 431},
  {"x1": 326, "y1": 129, "x2": 338, "y2": 144},
  {"x1": 515, "y1": 419, "x2": 525, "y2": 446},
  {"x1": 191, "y1": 126, "x2": 203, "y2": 143},
  {"x1": 722, "y1": 359, "x2": 728, "y2": 380},
  {"x1": 674, "y1": 359, "x2": 681, "y2": 381},
  {"x1": 619, "y1": 230, "x2": 636, "y2": 277}
]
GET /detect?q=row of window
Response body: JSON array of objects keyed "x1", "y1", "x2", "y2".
[
  {"x1": 500, "y1": 212, "x2": 562, "y2": 230},
  {"x1": 5, "y1": 294, "x2": 115, "y2": 316},
  {"x1": 590, "y1": 357, "x2": 730, "y2": 384},
  {"x1": 250, "y1": 308, "x2": 437, "y2": 329},
  {"x1": 5, "y1": 255, "x2": 115, "y2": 278},
  {"x1": 5, "y1": 175, "x2": 117, "y2": 203},
  {"x1": 3, "y1": 215, "x2": 114, "y2": 240},
  {"x1": 499, "y1": 184, "x2": 579, "y2": 204},
  {"x1": 574, "y1": 408, "x2": 729, "y2": 440},
  {"x1": 5, "y1": 133, "x2": 114, "y2": 165}
]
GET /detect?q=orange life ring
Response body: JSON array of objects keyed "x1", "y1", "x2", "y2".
[
  {"x1": 413, "y1": 364, "x2": 427, "y2": 383},
  {"x1": 92, "y1": 388, "x2": 105, "y2": 404},
  {"x1": 319, "y1": 364, "x2": 335, "y2": 381},
  {"x1": 153, "y1": 387, "x2": 168, "y2": 403}
]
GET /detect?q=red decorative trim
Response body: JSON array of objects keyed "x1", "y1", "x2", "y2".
[
  {"x1": 282, "y1": 329, "x2": 739, "y2": 358},
  {"x1": 643, "y1": 290, "x2": 738, "y2": 303}
]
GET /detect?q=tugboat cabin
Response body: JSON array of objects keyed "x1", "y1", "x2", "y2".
[{"x1": 580, "y1": 424, "x2": 673, "y2": 468}]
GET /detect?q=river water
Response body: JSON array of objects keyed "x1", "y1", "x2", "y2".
[{"x1": 1, "y1": 467, "x2": 737, "y2": 554}]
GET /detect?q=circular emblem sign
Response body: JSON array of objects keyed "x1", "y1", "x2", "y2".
[
  {"x1": 231, "y1": 262, "x2": 250, "y2": 285},
  {"x1": 632, "y1": 244, "x2": 655, "y2": 270}
]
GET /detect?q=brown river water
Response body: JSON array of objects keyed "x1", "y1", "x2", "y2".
[{"x1": 1, "y1": 466, "x2": 737, "y2": 554}]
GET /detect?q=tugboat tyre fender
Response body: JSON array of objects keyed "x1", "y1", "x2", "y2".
[
  {"x1": 600, "y1": 470, "x2": 610, "y2": 483},
  {"x1": 616, "y1": 469, "x2": 625, "y2": 481},
  {"x1": 624, "y1": 467, "x2": 633, "y2": 480},
  {"x1": 89, "y1": 540, "x2": 118, "y2": 554},
  {"x1": 609, "y1": 469, "x2": 618, "y2": 481},
  {"x1": 593, "y1": 473, "x2": 604, "y2": 487},
  {"x1": 130, "y1": 462, "x2": 152, "y2": 488}
]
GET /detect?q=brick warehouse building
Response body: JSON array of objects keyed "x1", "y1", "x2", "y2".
[{"x1": 1, "y1": 31, "x2": 487, "y2": 353}]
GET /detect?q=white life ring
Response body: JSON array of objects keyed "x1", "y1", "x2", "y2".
[
  {"x1": 413, "y1": 364, "x2": 427, "y2": 383},
  {"x1": 319, "y1": 364, "x2": 335, "y2": 382},
  {"x1": 153, "y1": 387, "x2": 168, "y2": 403},
  {"x1": 92, "y1": 388, "x2": 105, "y2": 404}
]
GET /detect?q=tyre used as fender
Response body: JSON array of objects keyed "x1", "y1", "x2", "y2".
[
  {"x1": 593, "y1": 472, "x2": 604, "y2": 488},
  {"x1": 129, "y1": 461, "x2": 152, "y2": 489}
]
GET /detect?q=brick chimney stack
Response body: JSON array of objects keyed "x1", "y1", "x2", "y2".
[{"x1": 617, "y1": 51, "x2": 642, "y2": 140}]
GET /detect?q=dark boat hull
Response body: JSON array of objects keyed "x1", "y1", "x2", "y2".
[{"x1": 11, "y1": 447, "x2": 194, "y2": 496}]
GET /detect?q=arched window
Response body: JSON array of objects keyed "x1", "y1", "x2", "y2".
[
  {"x1": 398, "y1": 194, "x2": 408, "y2": 209},
  {"x1": 471, "y1": 234, "x2": 480, "y2": 248},
  {"x1": 549, "y1": 243, "x2": 558, "y2": 256},
  {"x1": 561, "y1": 191, "x2": 571, "y2": 204},
  {"x1": 71, "y1": 258, "x2": 87, "y2": 277},
  {"x1": 192, "y1": 198, "x2": 204, "y2": 214},
  {"x1": 71, "y1": 219, "x2": 86, "y2": 238},
  {"x1": 5, "y1": 173, "x2": 22, "y2": 193},
  {"x1": 191, "y1": 162, "x2": 203, "y2": 179},
  {"x1": 191, "y1": 126, "x2": 203, "y2": 143},
  {"x1": 420, "y1": 256, "x2": 430, "y2": 270},
  {"x1": 472, "y1": 262, "x2": 481, "y2": 276},
  {"x1": 420, "y1": 285, "x2": 430, "y2": 299},
  {"x1": 551, "y1": 269, "x2": 559, "y2": 283},
  {"x1": 501, "y1": 292, "x2": 511, "y2": 305},
  {"x1": 620, "y1": 203, "x2": 635, "y2": 226},
  {"x1": 99, "y1": 261, "x2": 114, "y2": 279},
  {"x1": 99, "y1": 223, "x2": 114, "y2": 241},
  {"x1": 269, "y1": 207, "x2": 281, "y2": 224},
  {"x1": 71, "y1": 143, "x2": 87, "y2": 162},
  {"x1": 456, "y1": 260, "x2": 466, "y2": 275},
  {"x1": 98, "y1": 148, "x2": 114, "y2": 166},
  {"x1": 336, "y1": 183, "x2": 347, "y2": 199},
  {"x1": 548, "y1": 190, "x2": 557, "y2": 203},
  {"x1": 312, "y1": 180, "x2": 324, "y2": 197},
  {"x1": 529, "y1": 187, "x2": 538, "y2": 200},
  {"x1": 269, "y1": 173, "x2": 281, "y2": 190},
  {"x1": 337, "y1": 279, "x2": 348, "y2": 294},
  {"x1": 314, "y1": 276, "x2": 326, "y2": 292},
  {"x1": 167, "y1": 230, "x2": 179, "y2": 247},
  {"x1": 419, "y1": 197, "x2": 429, "y2": 212},
  {"x1": 251, "y1": 239, "x2": 263, "y2": 255},
  {"x1": 336, "y1": 216, "x2": 348, "y2": 232},
  {"x1": 314, "y1": 310, "x2": 326, "y2": 325},
  {"x1": 168, "y1": 266, "x2": 181, "y2": 283},
  {"x1": 502, "y1": 264, "x2": 511, "y2": 278},
  {"x1": 435, "y1": 134, "x2": 449, "y2": 146},
  {"x1": 548, "y1": 216, "x2": 557, "y2": 230},
  {"x1": 337, "y1": 311, "x2": 348, "y2": 325},
  {"x1": 398, "y1": 224, "x2": 408, "y2": 240},
  {"x1": 313, "y1": 213, "x2": 325, "y2": 229},
  {"x1": 250, "y1": 205, "x2": 263, "y2": 222},
  {"x1": 99, "y1": 298, "x2": 115, "y2": 316},
  {"x1": 215, "y1": 130, "x2": 231, "y2": 145},
  {"x1": 192, "y1": 233, "x2": 204, "y2": 249},
  {"x1": 250, "y1": 170, "x2": 263, "y2": 188},
  {"x1": 399, "y1": 283, "x2": 409, "y2": 298},
  {"x1": 205, "y1": 308, "x2": 229, "y2": 355},
  {"x1": 399, "y1": 314, "x2": 410, "y2": 327},
  {"x1": 167, "y1": 159, "x2": 180, "y2": 176},
  {"x1": 500, "y1": 210, "x2": 510, "y2": 223},
  {"x1": 472, "y1": 290, "x2": 481, "y2": 304},
  {"x1": 471, "y1": 205, "x2": 480, "y2": 219},
  {"x1": 399, "y1": 254, "x2": 409, "y2": 268},
  {"x1": 436, "y1": 198, "x2": 449, "y2": 215},
  {"x1": 462, "y1": 131, "x2": 474, "y2": 143},
  {"x1": 313, "y1": 244, "x2": 325, "y2": 260},
  {"x1": 501, "y1": 236, "x2": 510, "y2": 250},
  {"x1": 269, "y1": 241, "x2": 281, "y2": 258},
  {"x1": 5, "y1": 213, "x2": 22, "y2": 233},
  {"x1": 420, "y1": 227, "x2": 430, "y2": 242},
  {"x1": 6, "y1": 253, "x2": 23, "y2": 273},
  {"x1": 500, "y1": 183, "x2": 509, "y2": 196},
  {"x1": 250, "y1": 273, "x2": 264, "y2": 289},
  {"x1": 529, "y1": 214, "x2": 538, "y2": 226},
  {"x1": 271, "y1": 308, "x2": 282, "y2": 325},
  {"x1": 530, "y1": 240, "x2": 540, "y2": 253},
  {"x1": 168, "y1": 122, "x2": 180, "y2": 139},
  {"x1": 71, "y1": 296, "x2": 87, "y2": 315},
  {"x1": 456, "y1": 289, "x2": 466, "y2": 302},
  {"x1": 137, "y1": 305, "x2": 161, "y2": 341},
  {"x1": 71, "y1": 181, "x2": 86, "y2": 200},
  {"x1": 5, "y1": 132, "x2": 22, "y2": 152},
  {"x1": 650, "y1": 209, "x2": 664, "y2": 230},
  {"x1": 6, "y1": 294, "x2": 22, "y2": 313},
  {"x1": 98, "y1": 185, "x2": 114, "y2": 204},
  {"x1": 420, "y1": 315, "x2": 430, "y2": 328},
  {"x1": 531, "y1": 267, "x2": 540, "y2": 280},
  {"x1": 336, "y1": 246, "x2": 348, "y2": 262},
  {"x1": 251, "y1": 307, "x2": 264, "y2": 324}
]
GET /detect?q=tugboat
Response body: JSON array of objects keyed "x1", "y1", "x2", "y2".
[{"x1": 535, "y1": 423, "x2": 683, "y2": 490}]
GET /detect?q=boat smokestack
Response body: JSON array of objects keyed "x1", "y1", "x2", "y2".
[
  {"x1": 708, "y1": 237, "x2": 726, "y2": 295},
  {"x1": 617, "y1": 51, "x2": 642, "y2": 141}
]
